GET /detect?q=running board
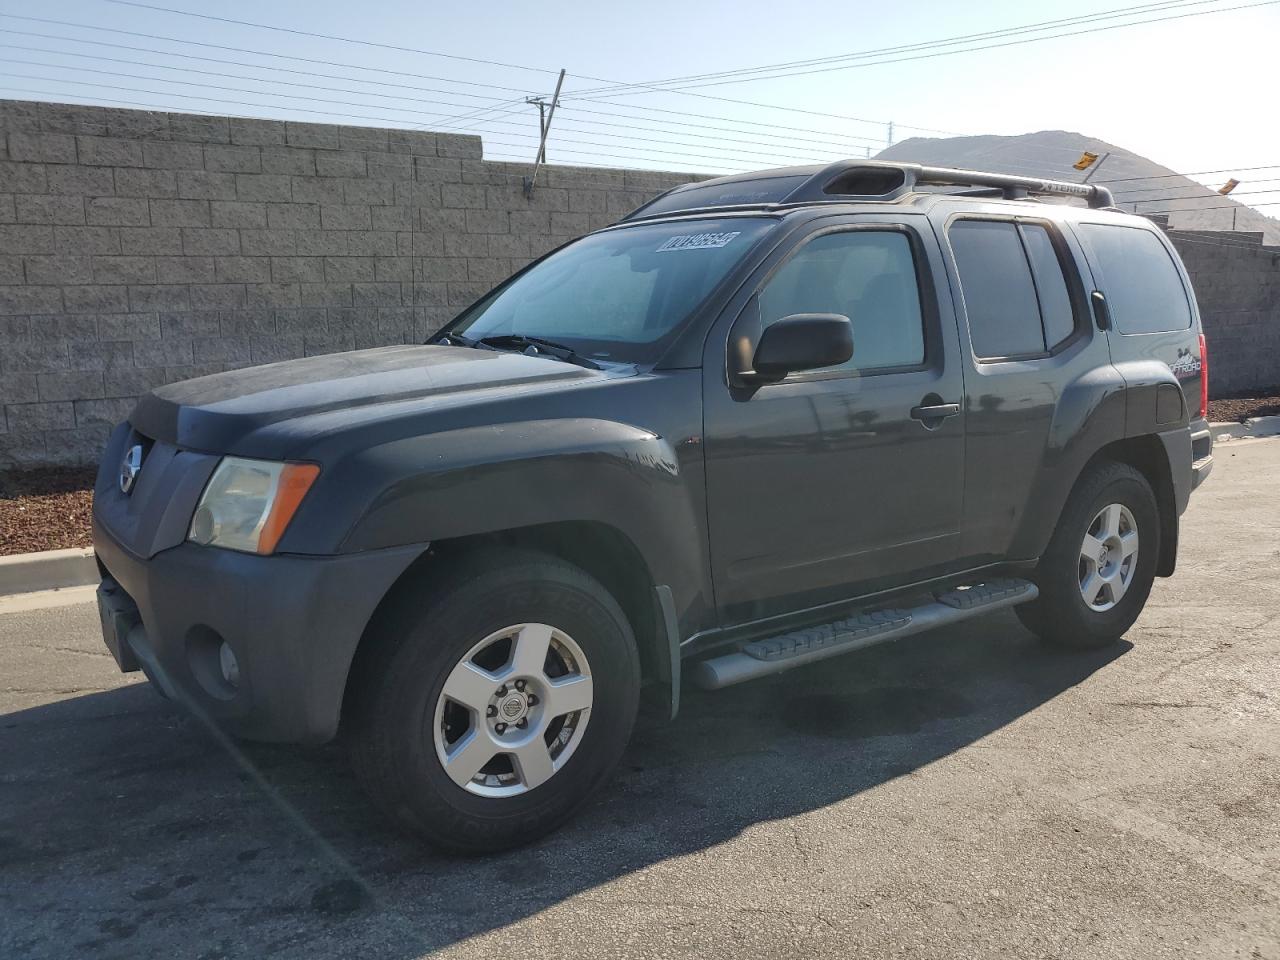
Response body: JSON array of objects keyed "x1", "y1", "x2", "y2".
[{"x1": 690, "y1": 578, "x2": 1038, "y2": 690}]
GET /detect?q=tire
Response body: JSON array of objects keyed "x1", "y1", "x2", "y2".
[
  {"x1": 347, "y1": 548, "x2": 640, "y2": 854},
  {"x1": 1016, "y1": 460, "x2": 1160, "y2": 649}
]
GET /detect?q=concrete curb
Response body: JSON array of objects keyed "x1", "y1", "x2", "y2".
[
  {"x1": 1210, "y1": 415, "x2": 1280, "y2": 441},
  {"x1": 0, "y1": 548, "x2": 98, "y2": 598}
]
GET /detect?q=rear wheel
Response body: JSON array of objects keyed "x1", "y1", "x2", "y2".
[
  {"x1": 1017, "y1": 460, "x2": 1160, "y2": 649},
  {"x1": 348, "y1": 549, "x2": 640, "y2": 853}
]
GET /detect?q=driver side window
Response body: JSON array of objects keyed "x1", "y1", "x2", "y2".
[{"x1": 759, "y1": 230, "x2": 925, "y2": 372}]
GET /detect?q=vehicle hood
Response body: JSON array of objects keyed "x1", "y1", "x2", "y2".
[{"x1": 130, "y1": 344, "x2": 605, "y2": 455}]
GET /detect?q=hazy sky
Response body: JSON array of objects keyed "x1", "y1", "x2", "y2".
[{"x1": 1, "y1": 0, "x2": 1276, "y2": 213}]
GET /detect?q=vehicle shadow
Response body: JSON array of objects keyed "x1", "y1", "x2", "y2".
[{"x1": 0, "y1": 610, "x2": 1127, "y2": 958}]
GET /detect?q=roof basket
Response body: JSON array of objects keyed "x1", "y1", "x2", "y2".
[{"x1": 785, "y1": 161, "x2": 1116, "y2": 209}]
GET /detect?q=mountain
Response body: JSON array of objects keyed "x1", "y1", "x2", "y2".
[{"x1": 876, "y1": 131, "x2": 1279, "y2": 244}]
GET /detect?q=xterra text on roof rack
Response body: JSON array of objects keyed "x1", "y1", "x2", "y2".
[{"x1": 92, "y1": 162, "x2": 1213, "y2": 851}]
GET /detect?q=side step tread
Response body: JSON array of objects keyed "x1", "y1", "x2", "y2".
[
  {"x1": 692, "y1": 577, "x2": 1038, "y2": 690},
  {"x1": 744, "y1": 608, "x2": 911, "y2": 661},
  {"x1": 935, "y1": 577, "x2": 1035, "y2": 609}
]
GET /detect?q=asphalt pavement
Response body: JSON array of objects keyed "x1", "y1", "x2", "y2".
[{"x1": 2, "y1": 437, "x2": 1278, "y2": 959}]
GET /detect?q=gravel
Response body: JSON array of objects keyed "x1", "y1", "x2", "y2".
[
  {"x1": 1207, "y1": 395, "x2": 1280, "y2": 423},
  {"x1": 0, "y1": 467, "x2": 95, "y2": 557}
]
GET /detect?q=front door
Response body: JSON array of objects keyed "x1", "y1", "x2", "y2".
[{"x1": 702, "y1": 216, "x2": 967, "y2": 626}]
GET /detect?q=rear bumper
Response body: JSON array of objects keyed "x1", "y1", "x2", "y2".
[
  {"x1": 1190, "y1": 424, "x2": 1213, "y2": 491},
  {"x1": 92, "y1": 516, "x2": 422, "y2": 743}
]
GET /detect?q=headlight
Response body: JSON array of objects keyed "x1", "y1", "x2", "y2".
[{"x1": 188, "y1": 457, "x2": 320, "y2": 555}]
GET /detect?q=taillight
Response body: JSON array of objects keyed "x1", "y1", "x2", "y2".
[{"x1": 1198, "y1": 333, "x2": 1208, "y2": 419}]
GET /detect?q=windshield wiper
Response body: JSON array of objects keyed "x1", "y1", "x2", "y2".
[{"x1": 474, "y1": 334, "x2": 602, "y2": 370}]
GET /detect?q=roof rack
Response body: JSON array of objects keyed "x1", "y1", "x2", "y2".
[{"x1": 623, "y1": 160, "x2": 1115, "y2": 221}]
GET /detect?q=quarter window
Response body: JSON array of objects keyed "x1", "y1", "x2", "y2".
[
  {"x1": 758, "y1": 230, "x2": 925, "y2": 372},
  {"x1": 1077, "y1": 224, "x2": 1192, "y2": 334},
  {"x1": 949, "y1": 219, "x2": 1079, "y2": 360}
]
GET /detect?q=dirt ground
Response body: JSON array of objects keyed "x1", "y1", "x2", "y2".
[
  {"x1": 1206, "y1": 395, "x2": 1280, "y2": 423},
  {"x1": 0, "y1": 467, "x2": 95, "y2": 556}
]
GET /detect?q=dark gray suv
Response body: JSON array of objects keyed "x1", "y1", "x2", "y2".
[{"x1": 92, "y1": 162, "x2": 1213, "y2": 851}]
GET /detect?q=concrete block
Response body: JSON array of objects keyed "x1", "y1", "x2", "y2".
[
  {"x1": 365, "y1": 153, "x2": 413, "y2": 181},
  {"x1": 270, "y1": 257, "x2": 325, "y2": 284},
  {"x1": 7, "y1": 133, "x2": 76, "y2": 164},
  {"x1": 443, "y1": 234, "x2": 488, "y2": 258},
  {"x1": 0, "y1": 256, "x2": 22, "y2": 284},
  {"x1": 155, "y1": 256, "x2": 215, "y2": 284},
  {"x1": 128, "y1": 284, "x2": 190, "y2": 313},
  {"x1": 244, "y1": 283, "x2": 301, "y2": 309},
  {"x1": 414, "y1": 156, "x2": 463, "y2": 183},
  {"x1": 76, "y1": 136, "x2": 143, "y2": 168},
  {"x1": 188, "y1": 284, "x2": 246, "y2": 310},
  {"x1": 133, "y1": 337, "x2": 193, "y2": 368},
  {"x1": 0, "y1": 373, "x2": 39, "y2": 403},
  {"x1": 159, "y1": 311, "x2": 221, "y2": 338},
  {"x1": 149, "y1": 198, "x2": 210, "y2": 227},
  {"x1": 177, "y1": 171, "x2": 237, "y2": 201},
  {"x1": 54, "y1": 225, "x2": 120, "y2": 255},
  {"x1": 370, "y1": 205, "x2": 411, "y2": 231},
  {"x1": 38, "y1": 369, "x2": 104, "y2": 402},
  {"x1": 63, "y1": 284, "x2": 129, "y2": 314},
  {"x1": 230, "y1": 118, "x2": 286, "y2": 147},
  {"x1": 255, "y1": 146, "x2": 312, "y2": 177},
  {"x1": 181, "y1": 227, "x2": 241, "y2": 256},
  {"x1": 323, "y1": 257, "x2": 375, "y2": 282},
  {"x1": 92, "y1": 255, "x2": 156, "y2": 285},
  {"x1": 266, "y1": 203, "x2": 320, "y2": 230},
  {"x1": 316, "y1": 151, "x2": 366, "y2": 178},
  {"x1": 204, "y1": 144, "x2": 261, "y2": 173},
  {"x1": 118, "y1": 226, "x2": 181, "y2": 256},
  {"x1": 0, "y1": 161, "x2": 48, "y2": 194},
  {"x1": 209, "y1": 200, "x2": 266, "y2": 229},
  {"x1": 465, "y1": 209, "x2": 510, "y2": 235},
  {"x1": 239, "y1": 229, "x2": 297, "y2": 256},
  {"x1": 142, "y1": 141, "x2": 204, "y2": 170},
  {"x1": 97, "y1": 313, "x2": 160, "y2": 341},
  {"x1": 441, "y1": 183, "x2": 487, "y2": 209},
  {"x1": 0, "y1": 285, "x2": 62, "y2": 314},
  {"x1": 219, "y1": 309, "x2": 275, "y2": 337},
  {"x1": 1, "y1": 341, "x2": 68, "y2": 373},
  {"x1": 193, "y1": 335, "x2": 251, "y2": 363},
  {"x1": 24, "y1": 254, "x2": 93, "y2": 285},
  {"x1": 352, "y1": 282, "x2": 405, "y2": 307},
  {"x1": 299, "y1": 282, "x2": 353, "y2": 307},
  {"x1": 6, "y1": 401, "x2": 74, "y2": 431},
  {"x1": 345, "y1": 230, "x2": 397, "y2": 256},
  {"x1": 214, "y1": 256, "x2": 271, "y2": 284},
  {"x1": 104, "y1": 366, "x2": 167, "y2": 398},
  {"x1": 113, "y1": 168, "x2": 178, "y2": 199},
  {"x1": 86, "y1": 197, "x2": 150, "y2": 227},
  {"x1": 319, "y1": 204, "x2": 371, "y2": 230},
  {"x1": 343, "y1": 178, "x2": 394, "y2": 206},
  {"x1": 285, "y1": 123, "x2": 341, "y2": 150},
  {"x1": 74, "y1": 396, "x2": 136, "y2": 426},
  {"x1": 235, "y1": 173, "x2": 292, "y2": 203},
  {"x1": 291, "y1": 176, "x2": 345, "y2": 205},
  {"x1": 14, "y1": 194, "x2": 84, "y2": 225},
  {"x1": 47, "y1": 165, "x2": 115, "y2": 196},
  {"x1": 168, "y1": 115, "x2": 230, "y2": 144},
  {"x1": 295, "y1": 230, "x2": 347, "y2": 256}
]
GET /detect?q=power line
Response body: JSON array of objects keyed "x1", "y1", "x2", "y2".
[
  {"x1": 572, "y1": 0, "x2": 1215, "y2": 95},
  {"x1": 1098, "y1": 164, "x2": 1280, "y2": 184},
  {"x1": 58, "y1": 4, "x2": 960, "y2": 139},
  {"x1": 100, "y1": 0, "x2": 562, "y2": 79},
  {"x1": 572, "y1": 0, "x2": 1280, "y2": 94},
  {"x1": 0, "y1": 24, "x2": 902, "y2": 149},
  {"x1": 0, "y1": 69, "x2": 834, "y2": 166}
]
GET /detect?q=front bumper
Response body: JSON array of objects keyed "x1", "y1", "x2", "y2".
[{"x1": 93, "y1": 516, "x2": 423, "y2": 743}]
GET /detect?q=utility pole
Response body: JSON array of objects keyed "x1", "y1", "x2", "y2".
[
  {"x1": 886, "y1": 120, "x2": 894, "y2": 146},
  {"x1": 523, "y1": 68, "x2": 566, "y2": 199}
]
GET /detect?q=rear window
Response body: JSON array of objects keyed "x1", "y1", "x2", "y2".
[
  {"x1": 1077, "y1": 224, "x2": 1192, "y2": 334},
  {"x1": 948, "y1": 219, "x2": 1079, "y2": 360}
]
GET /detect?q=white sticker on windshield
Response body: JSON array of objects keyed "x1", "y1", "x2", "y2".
[{"x1": 656, "y1": 231, "x2": 741, "y2": 252}]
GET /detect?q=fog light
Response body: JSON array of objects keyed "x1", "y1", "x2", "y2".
[{"x1": 218, "y1": 642, "x2": 240, "y2": 687}]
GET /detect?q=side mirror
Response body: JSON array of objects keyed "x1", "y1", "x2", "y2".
[{"x1": 743, "y1": 314, "x2": 854, "y2": 383}]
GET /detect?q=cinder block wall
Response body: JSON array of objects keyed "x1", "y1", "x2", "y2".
[
  {"x1": 2, "y1": 100, "x2": 1278, "y2": 467},
  {"x1": 0, "y1": 100, "x2": 696, "y2": 466},
  {"x1": 1165, "y1": 230, "x2": 1280, "y2": 398}
]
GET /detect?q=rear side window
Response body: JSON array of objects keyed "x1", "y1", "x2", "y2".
[
  {"x1": 1077, "y1": 224, "x2": 1192, "y2": 334},
  {"x1": 759, "y1": 230, "x2": 925, "y2": 371},
  {"x1": 948, "y1": 219, "x2": 1079, "y2": 360}
]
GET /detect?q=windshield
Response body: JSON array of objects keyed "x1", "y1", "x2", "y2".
[{"x1": 445, "y1": 217, "x2": 774, "y2": 362}]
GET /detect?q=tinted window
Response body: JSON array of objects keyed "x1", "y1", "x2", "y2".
[
  {"x1": 453, "y1": 217, "x2": 773, "y2": 362},
  {"x1": 1078, "y1": 224, "x2": 1192, "y2": 334},
  {"x1": 949, "y1": 220, "x2": 1045, "y2": 358},
  {"x1": 1021, "y1": 224, "x2": 1076, "y2": 347},
  {"x1": 759, "y1": 230, "x2": 924, "y2": 371}
]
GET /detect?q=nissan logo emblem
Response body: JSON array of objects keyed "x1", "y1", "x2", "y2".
[{"x1": 119, "y1": 444, "x2": 143, "y2": 495}]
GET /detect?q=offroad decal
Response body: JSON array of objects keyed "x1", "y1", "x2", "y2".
[{"x1": 656, "y1": 231, "x2": 742, "y2": 252}]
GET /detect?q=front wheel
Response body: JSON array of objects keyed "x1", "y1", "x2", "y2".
[
  {"x1": 1017, "y1": 460, "x2": 1160, "y2": 649},
  {"x1": 348, "y1": 549, "x2": 640, "y2": 853}
]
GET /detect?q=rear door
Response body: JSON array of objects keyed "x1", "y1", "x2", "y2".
[
  {"x1": 701, "y1": 214, "x2": 967, "y2": 626},
  {"x1": 937, "y1": 212, "x2": 1109, "y2": 564}
]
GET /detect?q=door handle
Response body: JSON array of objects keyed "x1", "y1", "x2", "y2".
[{"x1": 910, "y1": 402, "x2": 960, "y2": 421}]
